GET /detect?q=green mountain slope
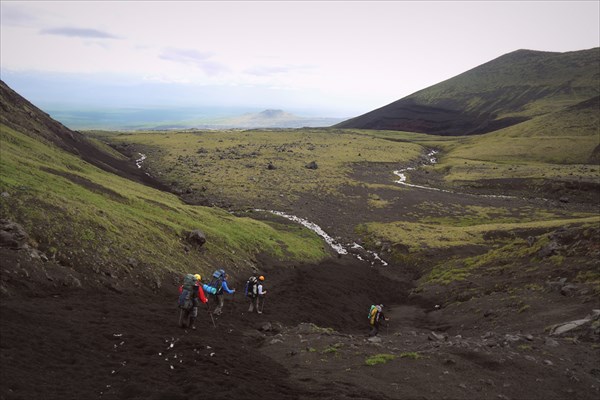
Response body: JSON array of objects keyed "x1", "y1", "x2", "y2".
[
  {"x1": 0, "y1": 81, "x2": 329, "y2": 290},
  {"x1": 441, "y1": 95, "x2": 600, "y2": 166},
  {"x1": 337, "y1": 48, "x2": 599, "y2": 136},
  {"x1": 0, "y1": 80, "x2": 166, "y2": 189}
]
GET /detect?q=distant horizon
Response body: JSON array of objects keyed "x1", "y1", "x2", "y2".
[
  {"x1": 5, "y1": 46, "x2": 599, "y2": 130},
  {"x1": 36, "y1": 102, "x2": 347, "y2": 131},
  {"x1": 2, "y1": 1, "x2": 598, "y2": 124}
]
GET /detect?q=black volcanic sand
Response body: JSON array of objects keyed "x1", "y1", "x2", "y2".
[{"x1": 2, "y1": 251, "x2": 599, "y2": 400}]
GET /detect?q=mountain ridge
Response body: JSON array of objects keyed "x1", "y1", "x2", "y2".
[
  {"x1": 0, "y1": 80, "x2": 168, "y2": 190},
  {"x1": 337, "y1": 47, "x2": 600, "y2": 135}
]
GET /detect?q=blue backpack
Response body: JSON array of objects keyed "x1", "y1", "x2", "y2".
[{"x1": 208, "y1": 269, "x2": 225, "y2": 294}]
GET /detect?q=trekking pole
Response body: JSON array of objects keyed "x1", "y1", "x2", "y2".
[
  {"x1": 230, "y1": 291, "x2": 235, "y2": 315},
  {"x1": 259, "y1": 295, "x2": 266, "y2": 313},
  {"x1": 206, "y1": 303, "x2": 216, "y2": 328}
]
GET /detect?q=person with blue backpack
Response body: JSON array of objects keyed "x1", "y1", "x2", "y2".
[{"x1": 208, "y1": 269, "x2": 236, "y2": 315}]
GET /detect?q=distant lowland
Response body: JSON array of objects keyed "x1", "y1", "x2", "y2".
[{"x1": 43, "y1": 107, "x2": 345, "y2": 131}]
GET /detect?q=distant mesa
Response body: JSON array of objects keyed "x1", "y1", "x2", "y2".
[
  {"x1": 258, "y1": 109, "x2": 287, "y2": 118},
  {"x1": 211, "y1": 109, "x2": 345, "y2": 129}
]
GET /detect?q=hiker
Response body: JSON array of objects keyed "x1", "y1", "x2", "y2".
[
  {"x1": 246, "y1": 275, "x2": 268, "y2": 314},
  {"x1": 211, "y1": 270, "x2": 235, "y2": 315},
  {"x1": 178, "y1": 274, "x2": 208, "y2": 330},
  {"x1": 368, "y1": 304, "x2": 389, "y2": 337}
]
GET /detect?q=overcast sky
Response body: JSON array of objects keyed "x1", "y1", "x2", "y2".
[{"x1": 1, "y1": 1, "x2": 599, "y2": 117}]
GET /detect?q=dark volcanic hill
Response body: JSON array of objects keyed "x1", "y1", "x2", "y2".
[
  {"x1": 0, "y1": 80, "x2": 167, "y2": 190},
  {"x1": 337, "y1": 48, "x2": 600, "y2": 135}
]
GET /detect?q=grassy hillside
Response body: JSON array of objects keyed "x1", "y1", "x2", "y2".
[
  {"x1": 410, "y1": 49, "x2": 599, "y2": 118},
  {"x1": 438, "y1": 95, "x2": 600, "y2": 166},
  {"x1": 338, "y1": 48, "x2": 599, "y2": 135},
  {"x1": 0, "y1": 124, "x2": 330, "y2": 288},
  {"x1": 355, "y1": 107, "x2": 599, "y2": 187}
]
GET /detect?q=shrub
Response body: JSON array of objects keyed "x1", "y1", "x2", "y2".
[
  {"x1": 365, "y1": 353, "x2": 396, "y2": 366},
  {"x1": 399, "y1": 352, "x2": 423, "y2": 360}
]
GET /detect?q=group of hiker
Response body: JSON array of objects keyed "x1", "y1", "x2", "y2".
[
  {"x1": 178, "y1": 269, "x2": 388, "y2": 336},
  {"x1": 177, "y1": 269, "x2": 267, "y2": 330}
]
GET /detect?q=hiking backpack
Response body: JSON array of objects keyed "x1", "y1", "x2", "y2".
[
  {"x1": 368, "y1": 305, "x2": 380, "y2": 324},
  {"x1": 368, "y1": 305, "x2": 376, "y2": 319},
  {"x1": 208, "y1": 269, "x2": 226, "y2": 294},
  {"x1": 245, "y1": 276, "x2": 258, "y2": 298},
  {"x1": 178, "y1": 290, "x2": 193, "y2": 310},
  {"x1": 182, "y1": 273, "x2": 196, "y2": 291}
]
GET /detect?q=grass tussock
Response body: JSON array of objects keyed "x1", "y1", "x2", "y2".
[{"x1": 365, "y1": 353, "x2": 396, "y2": 366}]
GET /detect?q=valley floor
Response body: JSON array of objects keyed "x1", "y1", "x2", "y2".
[{"x1": 1, "y1": 252, "x2": 598, "y2": 400}]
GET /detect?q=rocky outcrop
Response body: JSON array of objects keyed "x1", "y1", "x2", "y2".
[
  {"x1": 186, "y1": 230, "x2": 206, "y2": 247},
  {"x1": 549, "y1": 309, "x2": 600, "y2": 339},
  {"x1": 0, "y1": 220, "x2": 28, "y2": 249}
]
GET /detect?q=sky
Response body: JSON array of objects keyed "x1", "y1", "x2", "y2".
[{"x1": 1, "y1": 1, "x2": 599, "y2": 118}]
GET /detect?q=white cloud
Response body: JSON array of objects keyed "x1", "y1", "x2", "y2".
[
  {"x1": 40, "y1": 27, "x2": 120, "y2": 39},
  {"x1": 159, "y1": 47, "x2": 229, "y2": 76}
]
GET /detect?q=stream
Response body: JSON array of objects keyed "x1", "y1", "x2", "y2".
[
  {"x1": 134, "y1": 152, "x2": 390, "y2": 266},
  {"x1": 253, "y1": 148, "x2": 520, "y2": 265},
  {"x1": 253, "y1": 209, "x2": 389, "y2": 266},
  {"x1": 135, "y1": 153, "x2": 147, "y2": 168},
  {"x1": 135, "y1": 148, "x2": 516, "y2": 268},
  {"x1": 393, "y1": 149, "x2": 515, "y2": 199}
]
